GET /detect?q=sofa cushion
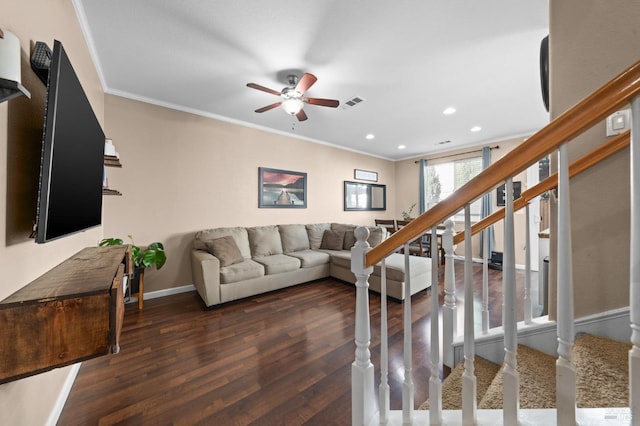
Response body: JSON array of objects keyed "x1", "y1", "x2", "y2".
[
  {"x1": 320, "y1": 229, "x2": 344, "y2": 250},
  {"x1": 247, "y1": 225, "x2": 283, "y2": 257},
  {"x1": 286, "y1": 249, "x2": 331, "y2": 268},
  {"x1": 205, "y1": 236, "x2": 244, "y2": 267},
  {"x1": 374, "y1": 253, "x2": 431, "y2": 282},
  {"x1": 279, "y1": 224, "x2": 311, "y2": 253},
  {"x1": 253, "y1": 254, "x2": 301, "y2": 275},
  {"x1": 306, "y1": 223, "x2": 331, "y2": 249},
  {"x1": 332, "y1": 223, "x2": 356, "y2": 250},
  {"x1": 328, "y1": 251, "x2": 351, "y2": 268},
  {"x1": 194, "y1": 227, "x2": 251, "y2": 259},
  {"x1": 220, "y1": 259, "x2": 265, "y2": 284}
]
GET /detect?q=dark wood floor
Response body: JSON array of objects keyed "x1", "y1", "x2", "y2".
[{"x1": 58, "y1": 260, "x2": 526, "y2": 425}]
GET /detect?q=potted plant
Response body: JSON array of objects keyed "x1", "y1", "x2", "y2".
[
  {"x1": 401, "y1": 202, "x2": 417, "y2": 221},
  {"x1": 99, "y1": 235, "x2": 166, "y2": 294}
]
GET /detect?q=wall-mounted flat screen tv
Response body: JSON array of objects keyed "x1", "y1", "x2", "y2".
[{"x1": 35, "y1": 40, "x2": 104, "y2": 243}]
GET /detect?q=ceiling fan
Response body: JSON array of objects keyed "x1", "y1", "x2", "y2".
[{"x1": 246, "y1": 73, "x2": 339, "y2": 121}]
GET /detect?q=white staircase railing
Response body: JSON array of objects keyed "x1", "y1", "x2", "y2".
[{"x1": 351, "y1": 60, "x2": 640, "y2": 425}]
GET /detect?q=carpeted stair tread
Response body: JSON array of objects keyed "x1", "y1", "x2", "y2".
[
  {"x1": 417, "y1": 333, "x2": 630, "y2": 411},
  {"x1": 478, "y1": 344, "x2": 557, "y2": 409},
  {"x1": 418, "y1": 356, "x2": 500, "y2": 410},
  {"x1": 574, "y1": 333, "x2": 631, "y2": 408}
]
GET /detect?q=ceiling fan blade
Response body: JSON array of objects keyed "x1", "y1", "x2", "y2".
[
  {"x1": 303, "y1": 97, "x2": 339, "y2": 108},
  {"x1": 247, "y1": 83, "x2": 281, "y2": 96},
  {"x1": 295, "y1": 73, "x2": 317, "y2": 95},
  {"x1": 296, "y1": 109, "x2": 308, "y2": 121},
  {"x1": 255, "y1": 102, "x2": 282, "y2": 113}
]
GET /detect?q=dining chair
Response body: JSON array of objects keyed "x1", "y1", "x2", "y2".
[
  {"x1": 374, "y1": 219, "x2": 397, "y2": 235},
  {"x1": 396, "y1": 219, "x2": 428, "y2": 257}
]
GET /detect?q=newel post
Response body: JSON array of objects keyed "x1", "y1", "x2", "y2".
[{"x1": 351, "y1": 226, "x2": 376, "y2": 426}]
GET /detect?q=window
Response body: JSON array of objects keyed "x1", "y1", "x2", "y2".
[{"x1": 425, "y1": 156, "x2": 483, "y2": 220}]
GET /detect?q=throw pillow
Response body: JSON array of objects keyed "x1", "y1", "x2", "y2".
[
  {"x1": 331, "y1": 223, "x2": 356, "y2": 250},
  {"x1": 306, "y1": 223, "x2": 331, "y2": 249},
  {"x1": 247, "y1": 225, "x2": 284, "y2": 257},
  {"x1": 320, "y1": 229, "x2": 344, "y2": 250},
  {"x1": 205, "y1": 236, "x2": 244, "y2": 267},
  {"x1": 279, "y1": 224, "x2": 311, "y2": 253}
]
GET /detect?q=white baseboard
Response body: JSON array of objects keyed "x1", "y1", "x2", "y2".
[
  {"x1": 125, "y1": 284, "x2": 196, "y2": 304},
  {"x1": 452, "y1": 306, "x2": 631, "y2": 365},
  {"x1": 47, "y1": 363, "x2": 81, "y2": 426}
]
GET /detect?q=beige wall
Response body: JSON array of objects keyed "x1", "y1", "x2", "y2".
[
  {"x1": 0, "y1": 0, "x2": 105, "y2": 424},
  {"x1": 102, "y1": 95, "x2": 396, "y2": 293},
  {"x1": 394, "y1": 136, "x2": 531, "y2": 266},
  {"x1": 548, "y1": 0, "x2": 640, "y2": 318}
]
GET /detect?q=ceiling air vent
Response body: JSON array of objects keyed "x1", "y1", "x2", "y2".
[{"x1": 342, "y1": 96, "x2": 365, "y2": 110}]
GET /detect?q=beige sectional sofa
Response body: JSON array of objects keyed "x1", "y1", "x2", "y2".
[{"x1": 190, "y1": 223, "x2": 432, "y2": 308}]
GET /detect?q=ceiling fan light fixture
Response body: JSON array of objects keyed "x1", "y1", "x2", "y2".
[{"x1": 282, "y1": 98, "x2": 303, "y2": 115}]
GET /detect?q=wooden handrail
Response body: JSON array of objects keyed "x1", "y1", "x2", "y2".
[
  {"x1": 366, "y1": 59, "x2": 640, "y2": 267},
  {"x1": 452, "y1": 130, "x2": 631, "y2": 245}
]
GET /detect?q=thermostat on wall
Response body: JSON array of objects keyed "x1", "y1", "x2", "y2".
[{"x1": 606, "y1": 109, "x2": 630, "y2": 136}]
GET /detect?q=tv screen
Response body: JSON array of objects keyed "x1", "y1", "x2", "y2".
[{"x1": 35, "y1": 40, "x2": 105, "y2": 243}]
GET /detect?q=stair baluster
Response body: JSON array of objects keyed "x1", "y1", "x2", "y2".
[
  {"x1": 402, "y1": 245, "x2": 414, "y2": 424},
  {"x1": 430, "y1": 225, "x2": 443, "y2": 425},
  {"x1": 482, "y1": 228, "x2": 490, "y2": 334},
  {"x1": 379, "y1": 259, "x2": 390, "y2": 424},
  {"x1": 524, "y1": 204, "x2": 533, "y2": 325},
  {"x1": 556, "y1": 143, "x2": 577, "y2": 426},
  {"x1": 502, "y1": 177, "x2": 520, "y2": 424},
  {"x1": 443, "y1": 219, "x2": 457, "y2": 368},
  {"x1": 462, "y1": 204, "x2": 478, "y2": 425},
  {"x1": 630, "y1": 94, "x2": 640, "y2": 426}
]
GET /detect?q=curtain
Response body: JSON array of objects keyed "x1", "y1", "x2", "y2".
[
  {"x1": 480, "y1": 146, "x2": 495, "y2": 257},
  {"x1": 418, "y1": 159, "x2": 427, "y2": 214}
]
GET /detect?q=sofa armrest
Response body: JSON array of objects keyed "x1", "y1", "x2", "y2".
[{"x1": 191, "y1": 249, "x2": 221, "y2": 307}]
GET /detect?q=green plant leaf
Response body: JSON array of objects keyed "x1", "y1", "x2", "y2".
[
  {"x1": 99, "y1": 236, "x2": 166, "y2": 270},
  {"x1": 99, "y1": 238, "x2": 123, "y2": 246},
  {"x1": 142, "y1": 243, "x2": 167, "y2": 269}
]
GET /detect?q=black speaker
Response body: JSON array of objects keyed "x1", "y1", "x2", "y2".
[
  {"x1": 540, "y1": 35, "x2": 549, "y2": 112},
  {"x1": 489, "y1": 251, "x2": 503, "y2": 271},
  {"x1": 30, "y1": 41, "x2": 52, "y2": 85}
]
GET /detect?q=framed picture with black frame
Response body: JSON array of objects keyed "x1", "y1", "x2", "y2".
[
  {"x1": 344, "y1": 181, "x2": 386, "y2": 211},
  {"x1": 354, "y1": 169, "x2": 378, "y2": 182},
  {"x1": 258, "y1": 167, "x2": 307, "y2": 208}
]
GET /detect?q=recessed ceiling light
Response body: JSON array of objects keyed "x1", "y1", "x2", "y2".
[
  {"x1": 471, "y1": 126, "x2": 482, "y2": 132},
  {"x1": 398, "y1": 144, "x2": 406, "y2": 150},
  {"x1": 443, "y1": 107, "x2": 456, "y2": 115},
  {"x1": 365, "y1": 133, "x2": 375, "y2": 140}
]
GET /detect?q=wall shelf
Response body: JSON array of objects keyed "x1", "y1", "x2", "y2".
[
  {"x1": 103, "y1": 188, "x2": 122, "y2": 196},
  {"x1": 103, "y1": 153, "x2": 122, "y2": 195},
  {"x1": 0, "y1": 77, "x2": 30, "y2": 103},
  {"x1": 104, "y1": 155, "x2": 122, "y2": 168}
]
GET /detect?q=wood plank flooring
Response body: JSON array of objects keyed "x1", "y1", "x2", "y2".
[{"x1": 57, "y1": 260, "x2": 526, "y2": 425}]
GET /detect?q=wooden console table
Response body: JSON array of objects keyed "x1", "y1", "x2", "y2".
[{"x1": 0, "y1": 245, "x2": 131, "y2": 384}]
